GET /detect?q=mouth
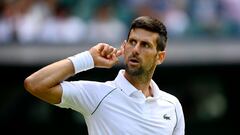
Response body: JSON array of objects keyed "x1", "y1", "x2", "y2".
[{"x1": 128, "y1": 57, "x2": 140, "y2": 65}]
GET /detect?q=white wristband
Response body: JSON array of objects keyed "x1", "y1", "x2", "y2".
[{"x1": 68, "y1": 51, "x2": 94, "y2": 74}]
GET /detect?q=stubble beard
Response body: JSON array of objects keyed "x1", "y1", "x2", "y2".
[
  {"x1": 125, "y1": 64, "x2": 144, "y2": 76},
  {"x1": 124, "y1": 59, "x2": 157, "y2": 81}
]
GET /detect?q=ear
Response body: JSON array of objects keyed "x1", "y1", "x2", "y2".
[
  {"x1": 156, "y1": 51, "x2": 166, "y2": 65},
  {"x1": 121, "y1": 40, "x2": 127, "y2": 53}
]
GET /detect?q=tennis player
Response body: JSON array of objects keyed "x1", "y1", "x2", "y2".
[{"x1": 24, "y1": 16, "x2": 185, "y2": 135}]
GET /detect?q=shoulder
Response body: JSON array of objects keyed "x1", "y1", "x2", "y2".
[
  {"x1": 158, "y1": 89, "x2": 181, "y2": 106},
  {"x1": 158, "y1": 89, "x2": 184, "y2": 118}
]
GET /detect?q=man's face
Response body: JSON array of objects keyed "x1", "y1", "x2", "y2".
[{"x1": 123, "y1": 28, "x2": 164, "y2": 76}]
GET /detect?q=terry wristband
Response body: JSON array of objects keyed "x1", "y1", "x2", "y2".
[{"x1": 68, "y1": 51, "x2": 94, "y2": 74}]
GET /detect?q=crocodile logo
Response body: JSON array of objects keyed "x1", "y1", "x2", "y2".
[{"x1": 163, "y1": 114, "x2": 171, "y2": 120}]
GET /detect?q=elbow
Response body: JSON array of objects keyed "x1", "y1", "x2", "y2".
[{"x1": 24, "y1": 76, "x2": 40, "y2": 94}]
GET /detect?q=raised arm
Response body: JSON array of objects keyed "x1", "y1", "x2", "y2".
[{"x1": 24, "y1": 43, "x2": 123, "y2": 104}]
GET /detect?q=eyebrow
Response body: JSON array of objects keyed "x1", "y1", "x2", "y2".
[
  {"x1": 142, "y1": 40, "x2": 152, "y2": 46},
  {"x1": 129, "y1": 37, "x2": 153, "y2": 45}
]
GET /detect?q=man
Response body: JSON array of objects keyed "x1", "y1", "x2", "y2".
[{"x1": 24, "y1": 16, "x2": 185, "y2": 135}]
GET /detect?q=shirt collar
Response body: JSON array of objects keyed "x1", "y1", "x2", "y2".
[
  {"x1": 114, "y1": 70, "x2": 138, "y2": 96},
  {"x1": 150, "y1": 78, "x2": 161, "y2": 99},
  {"x1": 114, "y1": 69, "x2": 161, "y2": 99}
]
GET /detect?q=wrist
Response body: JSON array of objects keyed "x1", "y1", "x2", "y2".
[{"x1": 68, "y1": 51, "x2": 94, "y2": 74}]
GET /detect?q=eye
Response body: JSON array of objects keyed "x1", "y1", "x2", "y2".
[
  {"x1": 142, "y1": 42, "x2": 150, "y2": 48},
  {"x1": 129, "y1": 39, "x2": 137, "y2": 46}
]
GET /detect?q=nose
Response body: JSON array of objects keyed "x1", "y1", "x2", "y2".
[{"x1": 132, "y1": 43, "x2": 140, "y2": 55}]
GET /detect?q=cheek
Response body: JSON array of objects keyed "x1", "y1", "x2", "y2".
[
  {"x1": 143, "y1": 53, "x2": 158, "y2": 64},
  {"x1": 123, "y1": 47, "x2": 131, "y2": 57},
  {"x1": 123, "y1": 50, "x2": 129, "y2": 62}
]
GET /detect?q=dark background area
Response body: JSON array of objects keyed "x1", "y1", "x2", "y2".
[{"x1": 0, "y1": 63, "x2": 238, "y2": 135}]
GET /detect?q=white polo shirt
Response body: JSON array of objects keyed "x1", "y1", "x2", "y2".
[{"x1": 56, "y1": 70, "x2": 185, "y2": 135}]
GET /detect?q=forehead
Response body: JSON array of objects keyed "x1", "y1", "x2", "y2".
[{"x1": 129, "y1": 28, "x2": 159, "y2": 44}]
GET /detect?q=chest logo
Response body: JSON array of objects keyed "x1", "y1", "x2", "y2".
[{"x1": 163, "y1": 114, "x2": 171, "y2": 120}]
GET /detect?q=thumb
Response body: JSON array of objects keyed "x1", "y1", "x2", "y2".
[
  {"x1": 107, "y1": 53, "x2": 119, "y2": 66},
  {"x1": 116, "y1": 46, "x2": 124, "y2": 57}
]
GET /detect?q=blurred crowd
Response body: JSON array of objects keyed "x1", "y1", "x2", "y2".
[{"x1": 0, "y1": 0, "x2": 240, "y2": 45}]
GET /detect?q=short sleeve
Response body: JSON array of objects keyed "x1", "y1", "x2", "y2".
[
  {"x1": 55, "y1": 80, "x2": 115, "y2": 116},
  {"x1": 173, "y1": 99, "x2": 185, "y2": 135}
]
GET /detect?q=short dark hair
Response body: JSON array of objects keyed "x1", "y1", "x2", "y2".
[{"x1": 127, "y1": 16, "x2": 168, "y2": 51}]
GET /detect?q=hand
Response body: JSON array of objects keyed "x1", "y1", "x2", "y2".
[{"x1": 89, "y1": 43, "x2": 123, "y2": 68}]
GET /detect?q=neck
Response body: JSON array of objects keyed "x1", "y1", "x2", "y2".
[{"x1": 124, "y1": 71, "x2": 153, "y2": 97}]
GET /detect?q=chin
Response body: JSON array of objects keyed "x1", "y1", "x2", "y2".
[{"x1": 125, "y1": 65, "x2": 144, "y2": 76}]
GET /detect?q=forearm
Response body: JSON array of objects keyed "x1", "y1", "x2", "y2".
[{"x1": 24, "y1": 59, "x2": 74, "y2": 92}]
